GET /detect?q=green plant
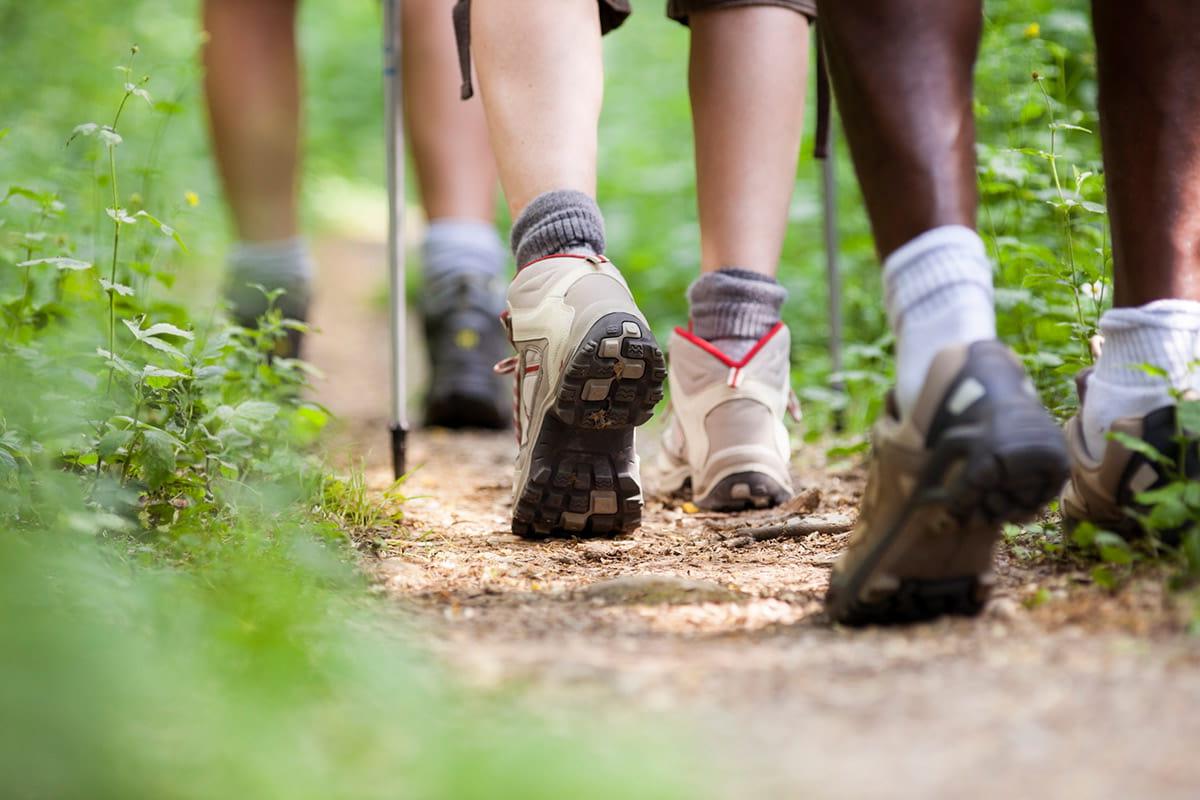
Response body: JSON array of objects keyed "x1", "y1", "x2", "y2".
[
  {"x1": 322, "y1": 462, "x2": 413, "y2": 532},
  {"x1": 0, "y1": 38, "x2": 702, "y2": 798}
]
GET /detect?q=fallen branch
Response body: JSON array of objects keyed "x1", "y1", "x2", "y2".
[{"x1": 716, "y1": 514, "x2": 854, "y2": 547}]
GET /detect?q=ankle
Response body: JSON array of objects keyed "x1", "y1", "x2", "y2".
[
  {"x1": 687, "y1": 268, "x2": 786, "y2": 360},
  {"x1": 510, "y1": 190, "x2": 605, "y2": 267}
]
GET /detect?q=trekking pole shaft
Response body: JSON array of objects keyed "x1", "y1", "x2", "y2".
[{"x1": 384, "y1": 0, "x2": 409, "y2": 477}]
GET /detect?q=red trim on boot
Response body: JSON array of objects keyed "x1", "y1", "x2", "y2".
[{"x1": 672, "y1": 321, "x2": 786, "y2": 369}]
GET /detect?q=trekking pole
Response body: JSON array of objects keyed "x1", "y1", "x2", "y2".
[
  {"x1": 821, "y1": 113, "x2": 846, "y2": 433},
  {"x1": 383, "y1": 0, "x2": 409, "y2": 478}
]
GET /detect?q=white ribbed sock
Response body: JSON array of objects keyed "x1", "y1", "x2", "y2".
[
  {"x1": 1081, "y1": 300, "x2": 1200, "y2": 458},
  {"x1": 884, "y1": 225, "x2": 997, "y2": 416}
]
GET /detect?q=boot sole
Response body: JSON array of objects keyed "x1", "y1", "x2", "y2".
[
  {"x1": 696, "y1": 472, "x2": 793, "y2": 512},
  {"x1": 512, "y1": 313, "x2": 666, "y2": 538},
  {"x1": 826, "y1": 403, "x2": 1070, "y2": 626}
]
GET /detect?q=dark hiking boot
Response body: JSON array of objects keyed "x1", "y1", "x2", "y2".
[
  {"x1": 1062, "y1": 369, "x2": 1199, "y2": 541},
  {"x1": 826, "y1": 340, "x2": 1070, "y2": 626},
  {"x1": 422, "y1": 273, "x2": 510, "y2": 429}
]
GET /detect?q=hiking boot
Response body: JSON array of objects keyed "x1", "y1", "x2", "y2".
[
  {"x1": 498, "y1": 254, "x2": 666, "y2": 538},
  {"x1": 1062, "y1": 369, "x2": 1199, "y2": 538},
  {"x1": 826, "y1": 340, "x2": 1070, "y2": 626},
  {"x1": 655, "y1": 323, "x2": 796, "y2": 510},
  {"x1": 422, "y1": 273, "x2": 510, "y2": 429}
]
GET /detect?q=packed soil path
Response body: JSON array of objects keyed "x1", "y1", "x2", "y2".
[{"x1": 309, "y1": 238, "x2": 1200, "y2": 799}]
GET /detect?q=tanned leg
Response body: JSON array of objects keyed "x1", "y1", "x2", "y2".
[
  {"x1": 816, "y1": 0, "x2": 981, "y2": 259},
  {"x1": 203, "y1": 0, "x2": 301, "y2": 243},
  {"x1": 689, "y1": 6, "x2": 810, "y2": 276},
  {"x1": 403, "y1": 0, "x2": 498, "y2": 221},
  {"x1": 470, "y1": 0, "x2": 603, "y2": 217},
  {"x1": 1093, "y1": 0, "x2": 1200, "y2": 305}
]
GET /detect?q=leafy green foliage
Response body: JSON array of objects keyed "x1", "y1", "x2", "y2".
[{"x1": 0, "y1": 37, "x2": 700, "y2": 798}]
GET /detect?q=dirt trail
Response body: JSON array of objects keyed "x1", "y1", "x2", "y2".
[{"x1": 308, "y1": 238, "x2": 1200, "y2": 799}]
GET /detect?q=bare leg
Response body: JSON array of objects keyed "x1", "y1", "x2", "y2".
[
  {"x1": 1093, "y1": 0, "x2": 1200, "y2": 305},
  {"x1": 203, "y1": 0, "x2": 301, "y2": 243},
  {"x1": 403, "y1": 0, "x2": 498, "y2": 222},
  {"x1": 689, "y1": 7, "x2": 810, "y2": 277},
  {"x1": 816, "y1": 0, "x2": 981, "y2": 259},
  {"x1": 471, "y1": 0, "x2": 603, "y2": 217}
]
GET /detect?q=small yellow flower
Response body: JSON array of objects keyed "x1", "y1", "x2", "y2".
[
  {"x1": 184, "y1": 190, "x2": 200, "y2": 208},
  {"x1": 1024, "y1": 22, "x2": 1040, "y2": 39}
]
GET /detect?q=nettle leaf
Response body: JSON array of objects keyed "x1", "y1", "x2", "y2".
[
  {"x1": 234, "y1": 400, "x2": 280, "y2": 425},
  {"x1": 135, "y1": 211, "x2": 188, "y2": 252},
  {"x1": 137, "y1": 428, "x2": 178, "y2": 489},
  {"x1": 17, "y1": 257, "x2": 93, "y2": 271},
  {"x1": 138, "y1": 336, "x2": 185, "y2": 360},
  {"x1": 98, "y1": 428, "x2": 133, "y2": 460},
  {"x1": 142, "y1": 365, "x2": 187, "y2": 389},
  {"x1": 142, "y1": 365, "x2": 186, "y2": 379},
  {"x1": 1049, "y1": 121, "x2": 1093, "y2": 134},
  {"x1": 106, "y1": 207, "x2": 137, "y2": 225},
  {"x1": 99, "y1": 278, "x2": 135, "y2": 297},
  {"x1": 1135, "y1": 362, "x2": 1170, "y2": 379},
  {"x1": 121, "y1": 319, "x2": 186, "y2": 361},
  {"x1": 96, "y1": 347, "x2": 139, "y2": 376},
  {"x1": 1179, "y1": 400, "x2": 1200, "y2": 434},
  {"x1": 1108, "y1": 430, "x2": 1172, "y2": 466},
  {"x1": 140, "y1": 322, "x2": 193, "y2": 341},
  {"x1": 194, "y1": 365, "x2": 226, "y2": 381},
  {"x1": 1093, "y1": 531, "x2": 1134, "y2": 565}
]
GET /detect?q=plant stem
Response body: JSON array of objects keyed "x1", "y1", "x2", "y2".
[
  {"x1": 1036, "y1": 78, "x2": 1090, "y2": 360},
  {"x1": 104, "y1": 89, "x2": 133, "y2": 396}
]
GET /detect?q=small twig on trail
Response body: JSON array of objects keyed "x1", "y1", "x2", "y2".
[{"x1": 715, "y1": 514, "x2": 854, "y2": 548}]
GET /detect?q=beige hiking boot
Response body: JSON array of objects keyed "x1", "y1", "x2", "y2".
[
  {"x1": 655, "y1": 323, "x2": 796, "y2": 510},
  {"x1": 497, "y1": 254, "x2": 666, "y2": 538},
  {"x1": 825, "y1": 340, "x2": 1070, "y2": 625},
  {"x1": 1062, "y1": 369, "x2": 1199, "y2": 537}
]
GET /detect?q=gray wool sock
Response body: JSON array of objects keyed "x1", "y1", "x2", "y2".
[
  {"x1": 510, "y1": 190, "x2": 606, "y2": 267},
  {"x1": 688, "y1": 268, "x2": 788, "y2": 360},
  {"x1": 226, "y1": 236, "x2": 314, "y2": 321},
  {"x1": 422, "y1": 218, "x2": 507, "y2": 290}
]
